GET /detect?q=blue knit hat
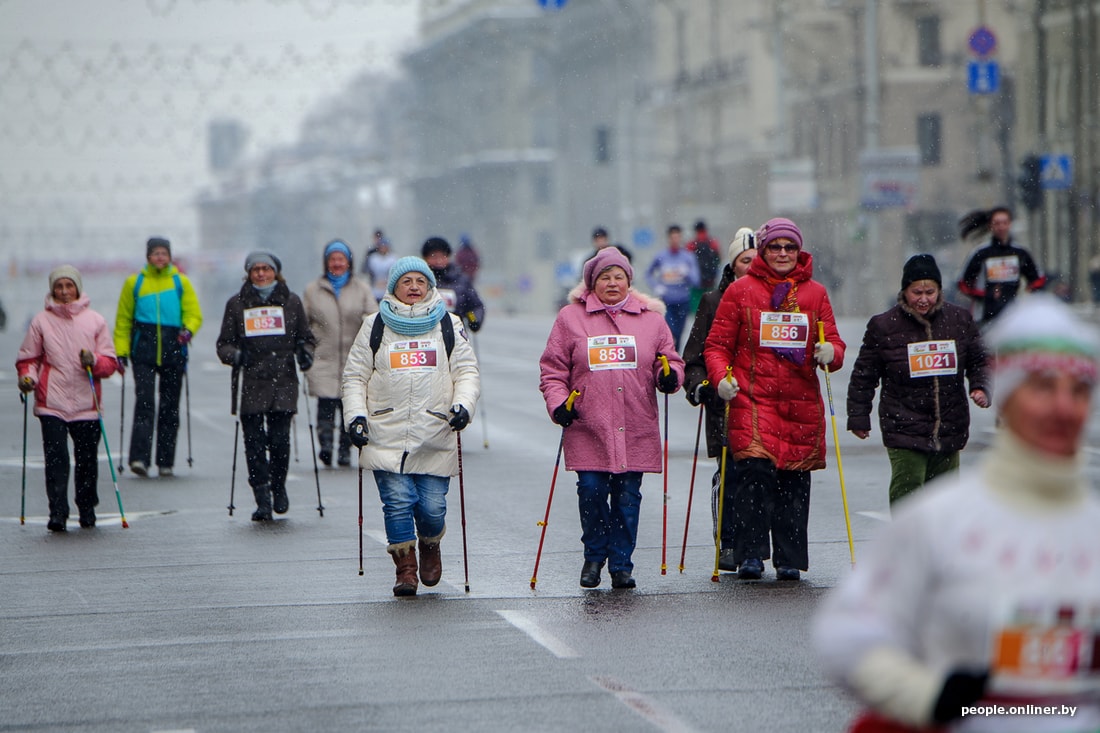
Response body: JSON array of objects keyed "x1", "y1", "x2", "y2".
[
  {"x1": 324, "y1": 239, "x2": 352, "y2": 261},
  {"x1": 387, "y1": 256, "x2": 436, "y2": 294}
]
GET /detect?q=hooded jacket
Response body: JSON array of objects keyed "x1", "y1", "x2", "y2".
[
  {"x1": 704, "y1": 251, "x2": 845, "y2": 471},
  {"x1": 114, "y1": 263, "x2": 202, "y2": 366},
  {"x1": 303, "y1": 274, "x2": 377, "y2": 399},
  {"x1": 540, "y1": 286, "x2": 684, "y2": 474},
  {"x1": 341, "y1": 290, "x2": 480, "y2": 477},
  {"x1": 216, "y1": 280, "x2": 315, "y2": 415},
  {"x1": 17, "y1": 293, "x2": 117, "y2": 422},
  {"x1": 847, "y1": 294, "x2": 989, "y2": 453}
]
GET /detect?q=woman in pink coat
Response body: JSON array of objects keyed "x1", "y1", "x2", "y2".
[
  {"x1": 704, "y1": 218, "x2": 845, "y2": 581},
  {"x1": 539, "y1": 247, "x2": 685, "y2": 589},
  {"x1": 16, "y1": 265, "x2": 118, "y2": 531}
]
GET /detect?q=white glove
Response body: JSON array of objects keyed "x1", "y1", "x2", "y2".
[
  {"x1": 814, "y1": 342, "x2": 835, "y2": 366},
  {"x1": 717, "y1": 375, "x2": 739, "y2": 401}
]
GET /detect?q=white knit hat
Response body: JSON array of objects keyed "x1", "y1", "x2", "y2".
[
  {"x1": 727, "y1": 227, "x2": 756, "y2": 263},
  {"x1": 985, "y1": 294, "x2": 1100, "y2": 405},
  {"x1": 49, "y1": 264, "x2": 83, "y2": 297}
]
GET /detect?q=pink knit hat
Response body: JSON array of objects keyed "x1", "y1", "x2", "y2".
[
  {"x1": 756, "y1": 217, "x2": 803, "y2": 250},
  {"x1": 583, "y1": 247, "x2": 633, "y2": 290}
]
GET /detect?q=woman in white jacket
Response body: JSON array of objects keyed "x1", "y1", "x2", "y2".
[
  {"x1": 342, "y1": 256, "x2": 480, "y2": 597},
  {"x1": 814, "y1": 295, "x2": 1100, "y2": 733}
]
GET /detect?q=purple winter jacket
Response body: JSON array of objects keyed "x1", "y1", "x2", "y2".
[{"x1": 539, "y1": 289, "x2": 684, "y2": 473}]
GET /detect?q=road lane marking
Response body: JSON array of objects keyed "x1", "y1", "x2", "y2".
[
  {"x1": 590, "y1": 675, "x2": 700, "y2": 733},
  {"x1": 856, "y1": 510, "x2": 890, "y2": 522},
  {"x1": 496, "y1": 610, "x2": 579, "y2": 659}
]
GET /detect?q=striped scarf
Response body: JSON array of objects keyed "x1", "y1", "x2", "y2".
[{"x1": 765, "y1": 276, "x2": 805, "y2": 365}]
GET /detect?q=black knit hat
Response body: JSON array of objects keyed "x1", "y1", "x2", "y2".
[
  {"x1": 901, "y1": 254, "x2": 941, "y2": 289},
  {"x1": 421, "y1": 236, "x2": 452, "y2": 257},
  {"x1": 147, "y1": 237, "x2": 171, "y2": 257}
]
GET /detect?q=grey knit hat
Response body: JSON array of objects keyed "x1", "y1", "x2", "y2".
[{"x1": 244, "y1": 251, "x2": 282, "y2": 274}]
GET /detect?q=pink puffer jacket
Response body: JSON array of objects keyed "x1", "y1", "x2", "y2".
[
  {"x1": 540, "y1": 288, "x2": 684, "y2": 474},
  {"x1": 17, "y1": 293, "x2": 118, "y2": 422}
]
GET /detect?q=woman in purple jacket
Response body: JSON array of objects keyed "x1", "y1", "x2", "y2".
[{"x1": 539, "y1": 247, "x2": 685, "y2": 589}]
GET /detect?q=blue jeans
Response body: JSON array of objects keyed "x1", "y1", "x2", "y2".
[
  {"x1": 576, "y1": 471, "x2": 643, "y2": 573},
  {"x1": 373, "y1": 471, "x2": 450, "y2": 545},
  {"x1": 664, "y1": 300, "x2": 691, "y2": 352}
]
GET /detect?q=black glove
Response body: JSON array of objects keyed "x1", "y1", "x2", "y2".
[
  {"x1": 552, "y1": 401, "x2": 578, "y2": 428},
  {"x1": 656, "y1": 369, "x2": 679, "y2": 394},
  {"x1": 233, "y1": 348, "x2": 250, "y2": 368},
  {"x1": 296, "y1": 347, "x2": 313, "y2": 372},
  {"x1": 348, "y1": 417, "x2": 369, "y2": 447},
  {"x1": 449, "y1": 405, "x2": 470, "y2": 431},
  {"x1": 687, "y1": 382, "x2": 716, "y2": 406},
  {"x1": 466, "y1": 312, "x2": 481, "y2": 333},
  {"x1": 116, "y1": 356, "x2": 128, "y2": 374},
  {"x1": 932, "y1": 669, "x2": 989, "y2": 724}
]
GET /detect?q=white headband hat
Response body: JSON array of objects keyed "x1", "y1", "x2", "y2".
[{"x1": 727, "y1": 227, "x2": 756, "y2": 263}]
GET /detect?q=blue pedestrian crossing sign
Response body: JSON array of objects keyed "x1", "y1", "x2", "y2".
[
  {"x1": 967, "y1": 60, "x2": 1000, "y2": 94},
  {"x1": 537, "y1": 0, "x2": 568, "y2": 8},
  {"x1": 1039, "y1": 154, "x2": 1073, "y2": 190}
]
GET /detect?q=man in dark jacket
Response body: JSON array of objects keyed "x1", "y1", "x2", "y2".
[
  {"x1": 848, "y1": 254, "x2": 991, "y2": 504},
  {"x1": 421, "y1": 237, "x2": 485, "y2": 332}
]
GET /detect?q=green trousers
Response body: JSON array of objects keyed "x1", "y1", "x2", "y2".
[{"x1": 886, "y1": 447, "x2": 960, "y2": 505}]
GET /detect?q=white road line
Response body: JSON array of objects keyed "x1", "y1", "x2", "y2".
[
  {"x1": 590, "y1": 675, "x2": 700, "y2": 733},
  {"x1": 364, "y1": 529, "x2": 388, "y2": 546},
  {"x1": 496, "y1": 610, "x2": 579, "y2": 659},
  {"x1": 857, "y1": 510, "x2": 891, "y2": 523}
]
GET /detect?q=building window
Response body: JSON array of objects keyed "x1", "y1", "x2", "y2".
[
  {"x1": 917, "y1": 15, "x2": 942, "y2": 67},
  {"x1": 595, "y1": 125, "x2": 612, "y2": 164},
  {"x1": 917, "y1": 113, "x2": 942, "y2": 166},
  {"x1": 533, "y1": 170, "x2": 552, "y2": 204}
]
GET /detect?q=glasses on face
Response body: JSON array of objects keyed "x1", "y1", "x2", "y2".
[{"x1": 765, "y1": 243, "x2": 800, "y2": 254}]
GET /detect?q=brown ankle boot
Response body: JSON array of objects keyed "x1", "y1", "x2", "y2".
[
  {"x1": 389, "y1": 541, "x2": 418, "y2": 596},
  {"x1": 418, "y1": 529, "x2": 445, "y2": 587}
]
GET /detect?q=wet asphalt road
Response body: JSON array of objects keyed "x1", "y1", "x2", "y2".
[{"x1": 3, "y1": 309, "x2": 1089, "y2": 732}]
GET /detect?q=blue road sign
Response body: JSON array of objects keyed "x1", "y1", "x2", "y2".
[
  {"x1": 968, "y1": 26, "x2": 997, "y2": 57},
  {"x1": 537, "y1": 0, "x2": 568, "y2": 8},
  {"x1": 967, "y1": 60, "x2": 1000, "y2": 94},
  {"x1": 632, "y1": 227, "x2": 654, "y2": 249},
  {"x1": 1039, "y1": 154, "x2": 1073, "y2": 190}
]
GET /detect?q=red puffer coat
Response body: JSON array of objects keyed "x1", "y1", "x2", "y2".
[{"x1": 703, "y1": 251, "x2": 845, "y2": 471}]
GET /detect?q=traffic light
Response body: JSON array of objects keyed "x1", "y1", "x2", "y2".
[{"x1": 1019, "y1": 154, "x2": 1043, "y2": 211}]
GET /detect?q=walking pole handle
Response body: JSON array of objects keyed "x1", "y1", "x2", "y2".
[
  {"x1": 565, "y1": 389, "x2": 580, "y2": 411},
  {"x1": 658, "y1": 353, "x2": 670, "y2": 376}
]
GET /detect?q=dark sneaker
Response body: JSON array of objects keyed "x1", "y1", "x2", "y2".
[
  {"x1": 580, "y1": 560, "x2": 603, "y2": 588},
  {"x1": 79, "y1": 510, "x2": 95, "y2": 528},
  {"x1": 718, "y1": 548, "x2": 738, "y2": 572},
  {"x1": 776, "y1": 566, "x2": 801, "y2": 581},
  {"x1": 738, "y1": 557, "x2": 764, "y2": 580},
  {"x1": 610, "y1": 571, "x2": 636, "y2": 589},
  {"x1": 47, "y1": 516, "x2": 66, "y2": 532},
  {"x1": 129, "y1": 461, "x2": 148, "y2": 477},
  {"x1": 318, "y1": 450, "x2": 332, "y2": 467},
  {"x1": 251, "y1": 507, "x2": 273, "y2": 521}
]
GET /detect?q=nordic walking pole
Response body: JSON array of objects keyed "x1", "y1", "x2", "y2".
[
  {"x1": 468, "y1": 317, "x2": 489, "y2": 449},
  {"x1": 20, "y1": 392, "x2": 28, "y2": 525},
  {"x1": 228, "y1": 366, "x2": 240, "y2": 516},
  {"x1": 712, "y1": 367, "x2": 733, "y2": 582},
  {"x1": 301, "y1": 378, "x2": 324, "y2": 517},
  {"x1": 658, "y1": 354, "x2": 671, "y2": 575},
  {"x1": 357, "y1": 463, "x2": 364, "y2": 576},
  {"x1": 118, "y1": 367, "x2": 125, "y2": 474},
  {"x1": 457, "y1": 432, "x2": 470, "y2": 593},
  {"x1": 818, "y1": 321, "x2": 855, "y2": 567},
  {"x1": 679, "y1": 382, "x2": 707, "y2": 573},
  {"x1": 85, "y1": 366, "x2": 128, "y2": 528},
  {"x1": 531, "y1": 389, "x2": 580, "y2": 590},
  {"x1": 184, "y1": 366, "x2": 193, "y2": 468}
]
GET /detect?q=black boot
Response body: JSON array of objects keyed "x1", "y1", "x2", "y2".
[
  {"x1": 271, "y1": 485, "x2": 289, "y2": 514},
  {"x1": 580, "y1": 560, "x2": 603, "y2": 588},
  {"x1": 251, "y1": 484, "x2": 273, "y2": 521}
]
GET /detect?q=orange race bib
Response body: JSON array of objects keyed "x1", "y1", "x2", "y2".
[
  {"x1": 759, "y1": 312, "x2": 810, "y2": 349},
  {"x1": 907, "y1": 340, "x2": 958, "y2": 378},
  {"x1": 388, "y1": 339, "x2": 438, "y2": 373},
  {"x1": 989, "y1": 600, "x2": 1100, "y2": 697},
  {"x1": 985, "y1": 255, "x2": 1020, "y2": 283},
  {"x1": 243, "y1": 306, "x2": 286, "y2": 337},
  {"x1": 587, "y1": 335, "x2": 637, "y2": 371}
]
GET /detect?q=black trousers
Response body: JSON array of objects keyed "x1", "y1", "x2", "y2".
[
  {"x1": 40, "y1": 415, "x2": 100, "y2": 521},
  {"x1": 316, "y1": 397, "x2": 350, "y2": 457},
  {"x1": 241, "y1": 412, "x2": 293, "y2": 492},
  {"x1": 128, "y1": 361, "x2": 183, "y2": 469},
  {"x1": 730, "y1": 457, "x2": 811, "y2": 571}
]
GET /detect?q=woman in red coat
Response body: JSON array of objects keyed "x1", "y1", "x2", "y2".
[{"x1": 704, "y1": 218, "x2": 845, "y2": 581}]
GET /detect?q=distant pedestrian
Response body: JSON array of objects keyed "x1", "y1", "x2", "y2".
[
  {"x1": 363, "y1": 232, "x2": 397, "y2": 302},
  {"x1": 17, "y1": 265, "x2": 118, "y2": 531},
  {"x1": 847, "y1": 254, "x2": 990, "y2": 505},
  {"x1": 422, "y1": 237, "x2": 486, "y2": 333},
  {"x1": 216, "y1": 252, "x2": 316, "y2": 521},
  {"x1": 957, "y1": 206, "x2": 1046, "y2": 323},
  {"x1": 113, "y1": 237, "x2": 203, "y2": 478},
  {"x1": 704, "y1": 217, "x2": 845, "y2": 581},
  {"x1": 645, "y1": 224, "x2": 700, "y2": 352},
  {"x1": 682, "y1": 226, "x2": 755, "y2": 570},
  {"x1": 687, "y1": 219, "x2": 722, "y2": 311},
  {"x1": 303, "y1": 239, "x2": 378, "y2": 468},
  {"x1": 540, "y1": 247, "x2": 684, "y2": 590},
  {"x1": 584, "y1": 226, "x2": 632, "y2": 265},
  {"x1": 455, "y1": 235, "x2": 481, "y2": 283},
  {"x1": 342, "y1": 256, "x2": 480, "y2": 596}
]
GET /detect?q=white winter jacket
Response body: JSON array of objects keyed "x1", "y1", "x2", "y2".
[{"x1": 341, "y1": 293, "x2": 480, "y2": 477}]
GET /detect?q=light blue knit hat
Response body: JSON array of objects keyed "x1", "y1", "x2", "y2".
[{"x1": 387, "y1": 256, "x2": 436, "y2": 294}]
